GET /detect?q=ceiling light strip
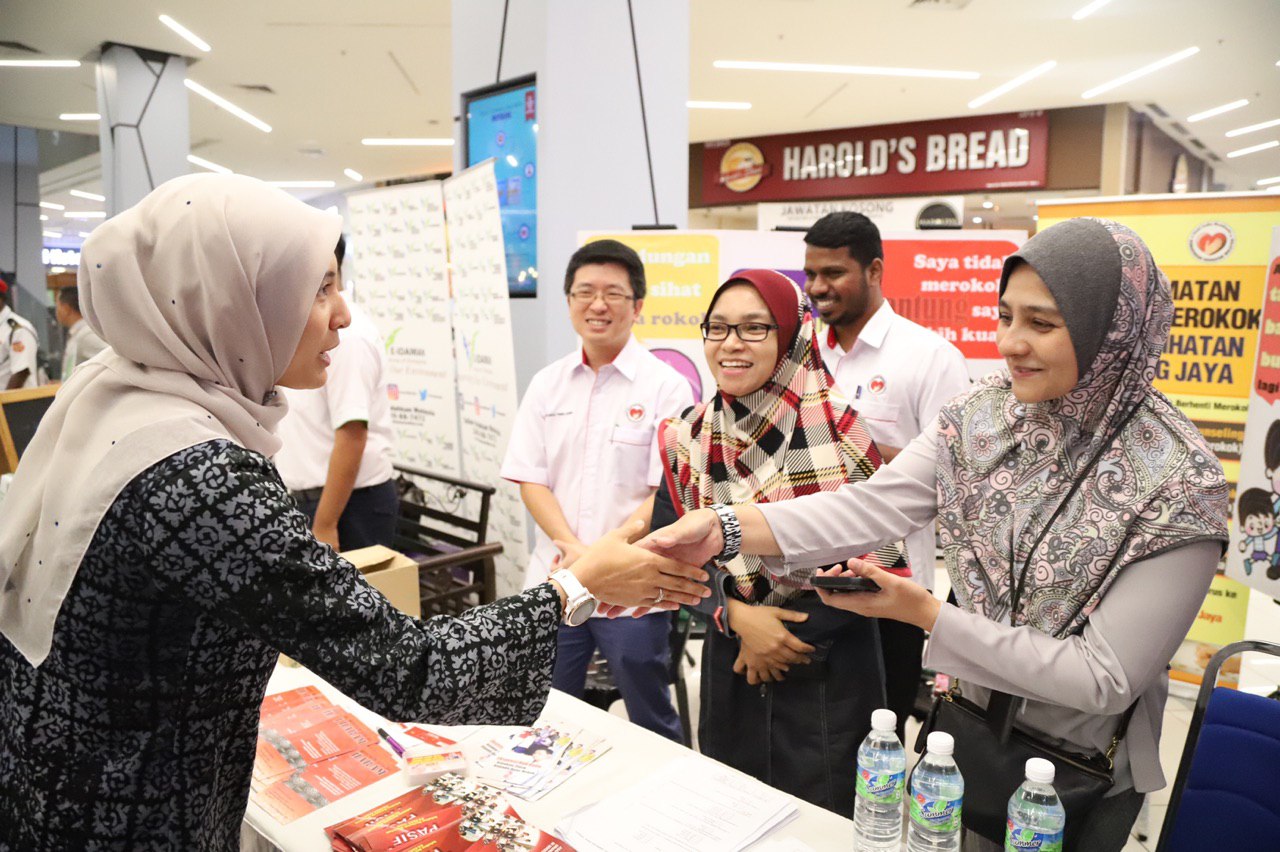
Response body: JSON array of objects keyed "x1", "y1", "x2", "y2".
[
  {"x1": 59, "y1": 113, "x2": 100, "y2": 121},
  {"x1": 968, "y1": 60, "x2": 1057, "y2": 109},
  {"x1": 0, "y1": 60, "x2": 80, "y2": 68},
  {"x1": 1226, "y1": 140, "x2": 1280, "y2": 158},
  {"x1": 1227, "y1": 118, "x2": 1280, "y2": 138},
  {"x1": 1256, "y1": 176, "x2": 1280, "y2": 186},
  {"x1": 344, "y1": 168, "x2": 364, "y2": 182},
  {"x1": 1081, "y1": 46, "x2": 1199, "y2": 99},
  {"x1": 1187, "y1": 99, "x2": 1249, "y2": 122},
  {"x1": 713, "y1": 60, "x2": 979, "y2": 81},
  {"x1": 187, "y1": 153, "x2": 232, "y2": 174},
  {"x1": 1072, "y1": 0, "x2": 1115, "y2": 21},
  {"x1": 266, "y1": 181, "x2": 336, "y2": 189},
  {"x1": 184, "y1": 79, "x2": 272, "y2": 133},
  {"x1": 70, "y1": 189, "x2": 105, "y2": 202},
  {"x1": 159, "y1": 14, "x2": 212, "y2": 52}
]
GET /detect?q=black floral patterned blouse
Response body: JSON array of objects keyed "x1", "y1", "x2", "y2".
[{"x1": 0, "y1": 441, "x2": 560, "y2": 851}]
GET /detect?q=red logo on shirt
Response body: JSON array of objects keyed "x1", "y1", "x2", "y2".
[
  {"x1": 868, "y1": 375, "x2": 887, "y2": 395},
  {"x1": 10, "y1": 341, "x2": 24, "y2": 353},
  {"x1": 627, "y1": 403, "x2": 646, "y2": 422}
]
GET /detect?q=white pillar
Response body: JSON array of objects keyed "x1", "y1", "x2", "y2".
[
  {"x1": 96, "y1": 44, "x2": 191, "y2": 216},
  {"x1": 452, "y1": 0, "x2": 690, "y2": 394}
]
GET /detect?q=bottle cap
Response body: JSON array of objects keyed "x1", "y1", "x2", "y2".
[
  {"x1": 1026, "y1": 757, "x2": 1055, "y2": 783},
  {"x1": 871, "y1": 709, "x2": 897, "y2": 732},
  {"x1": 926, "y1": 731, "x2": 954, "y2": 756}
]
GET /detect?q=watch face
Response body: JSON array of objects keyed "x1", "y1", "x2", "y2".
[{"x1": 566, "y1": 597, "x2": 595, "y2": 626}]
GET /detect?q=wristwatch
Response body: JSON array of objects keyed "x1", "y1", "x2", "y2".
[
  {"x1": 549, "y1": 568, "x2": 598, "y2": 627},
  {"x1": 709, "y1": 503, "x2": 742, "y2": 565}
]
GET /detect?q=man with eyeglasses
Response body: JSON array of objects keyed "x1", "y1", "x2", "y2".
[
  {"x1": 500, "y1": 239, "x2": 693, "y2": 742},
  {"x1": 803, "y1": 211, "x2": 971, "y2": 741}
]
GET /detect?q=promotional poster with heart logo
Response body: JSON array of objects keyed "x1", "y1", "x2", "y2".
[{"x1": 1040, "y1": 193, "x2": 1280, "y2": 689}]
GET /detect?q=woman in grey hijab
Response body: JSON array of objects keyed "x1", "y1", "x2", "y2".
[
  {"x1": 627, "y1": 218, "x2": 1229, "y2": 849},
  {"x1": 0, "y1": 174, "x2": 706, "y2": 850}
]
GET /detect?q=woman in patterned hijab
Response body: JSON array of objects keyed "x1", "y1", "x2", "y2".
[
  {"x1": 651, "y1": 268, "x2": 908, "y2": 815},
  {"x1": 637, "y1": 220, "x2": 1228, "y2": 849}
]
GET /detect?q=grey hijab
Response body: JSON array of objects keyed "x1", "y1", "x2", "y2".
[{"x1": 998, "y1": 217, "x2": 1122, "y2": 379}]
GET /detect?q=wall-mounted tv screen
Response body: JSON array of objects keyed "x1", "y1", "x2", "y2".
[{"x1": 462, "y1": 74, "x2": 538, "y2": 298}]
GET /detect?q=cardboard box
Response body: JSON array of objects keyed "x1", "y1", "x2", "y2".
[{"x1": 342, "y1": 545, "x2": 421, "y2": 619}]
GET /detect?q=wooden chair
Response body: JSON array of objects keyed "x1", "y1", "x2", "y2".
[{"x1": 391, "y1": 463, "x2": 503, "y2": 617}]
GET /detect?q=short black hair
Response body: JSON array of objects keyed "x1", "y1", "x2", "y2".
[
  {"x1": 1238, "y1": 487, "x2": 1274, "y2": 523},
  {"x1": 564, "y1": 239, "x2": 646, "y2": 300},
  {"x1": 57, "y1": 287, "x2": 81, "y2": 314},
  {"x1": 335, "y1": 235, "x2": 346, "y2": 268},
  {"x1": 1266, "y1": 420, "x2": 1280, "y2": 471},
  {"x1": 803, "y1": 212, "x2": 884, "y2": 269}
]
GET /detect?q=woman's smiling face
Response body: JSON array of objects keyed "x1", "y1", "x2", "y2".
[
  {"x1": 996, "y1": 262, "x2": 1078, "y2": 403},
  {"x1": 704, "y1": 283, "x2": 779, "y2": 397}
]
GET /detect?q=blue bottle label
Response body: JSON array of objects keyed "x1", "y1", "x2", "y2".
[
  {"x1": 1004, "y1": 822, "x2": 1064, "y2": 852},
  {"x1": 909, "y1": 792, "x2": 962, "y2": 832},
  {"x1": 856, "y1": 767, "x2": 905, "y2": 804}
]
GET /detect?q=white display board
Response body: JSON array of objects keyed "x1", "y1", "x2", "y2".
[
  {"x1": 346, "y1": 183, "x2": 461, "y2": 476},
  {"x1": 444, "y1": 161, "x2": 529, "y2": 598}
]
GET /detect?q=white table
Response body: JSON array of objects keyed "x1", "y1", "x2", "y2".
[{"x1": 244, "y1": 662, "x2": 855, "y2": 851}]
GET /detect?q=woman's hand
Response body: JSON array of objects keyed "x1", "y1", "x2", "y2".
[
  {"x1": 568, "y1": 520, "x2": 712, "y2": 611},
  {"x1": 637, "y1": 508, "x2": 724, "y2": 568},
  {"x1": 814, "y1": 558, "x2": 942, "y2": 631},
  {"x1": 734, "y1": 644, "x2": 787, "y2": 685},
  {"x1": 550, "y1": 538, "x2": 587, "y2": 571},
  {"x1": 727, "y1": 599, "x2": 814, "y2": 675}
]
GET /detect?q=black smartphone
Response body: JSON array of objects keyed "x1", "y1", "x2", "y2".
[{"x1": 810, "y1": 575, "x2": 881, "y2": 593}]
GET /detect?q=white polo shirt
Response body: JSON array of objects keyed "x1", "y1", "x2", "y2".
[
  {"x1": 62, "y1": 319, "x2": 109, "y2": 381},
  {"x1": 818, "y1": 301, "x2": 971, "y2": 589},
  {"x1": 501, "y1": 336, "x2": 695, "y2": 598},
  {"x1": 0, "y1": 305, "x2": 39, "y2": 389},
  {"x1": 275, "y1": 301, "x2": 396, "y2": 492}
]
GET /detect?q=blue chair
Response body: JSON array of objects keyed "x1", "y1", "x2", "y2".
[{"x1": 1156, "y1": 639, "x2": 1280, "y2": 852}]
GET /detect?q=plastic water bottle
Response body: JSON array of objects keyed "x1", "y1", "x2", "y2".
[
  {"x1": 907, "y1": 731, "x2": 964, "y2": 852},
  {"x1": 854, "y1": 709, "x2": 906, "y2": 851},
  {"x1": 1004, "y1": 758, "x2": 1066, "y2": 851}
]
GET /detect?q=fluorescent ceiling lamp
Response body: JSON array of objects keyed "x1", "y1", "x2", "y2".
[
  {"x1": 361, "y1": 138, "x2": 454, "y2": 146},
  {"x1": 39, "y1": 215, "x2": 48, "y2": 221},
  {"x1": 1187, "y1": 99, "x2": 1248, "y2": 123},
  {"x1": 78, "y1": 231, "x2": 93, "y2": 238},
  {"x1": 982, "y1": 200, "x2": 994, "y2": 209},
  {"x1": 0, "y1": 60, "x2": 80, "y2": 68},
  {"x1": 968, "y1": 60, "x2": 1056, "y2": 109},
  {"x1": 70, "y1": 189, "x2": 105, "y2": 202},
  {"x1": 1257, "y1": 175, "x2": 1280, "y2": 186},
  {"x1": 43, "y1": 230, "x2": 61, "y2": 238},
  {"x1": 184, "y1": 79, "x2": 272, "y2": 133},
  {"x1": 687, "y1": 100, "x2": 752, "y2": 110},
  {"x1": 1227, "y1": 140, "x2": 1280, "y2": 158},
  {"x1": 1227, "y1": 118, "x2": 1280, "y2": 138},
  {"x1": 266, "y1": 180, "x2": 336, "y2": 188},
  {"x1": 343, "y1": 168, "x2": 363, "y2": 182},
  {"x1": 1072, "y1": 0, "x2": 1115, "y2": 20},
  {"x1": 713, "y1": 60, "x2": 979, "y2": 80},
  {"x1": 972, "y1": 217, "x2": 983, "y2": 224},
  {"x1": 59, "y1": 112, "x2": 99, "y2": 121},
  {"x1": 159, "y1": 14, "x2": 211, "y2": 52},
  {"x1": 39, "y1": 201, "x2": 64, "y2": 210},
  {"x1": 65, "y1": 211, "x2": 106, "y2": 219},
  {"x1": 187, "y1": 153, "x2": 232, "y2": 174},
  {"x1": 1081, "y1": 46, "x2": 1199, "y2": 99}
]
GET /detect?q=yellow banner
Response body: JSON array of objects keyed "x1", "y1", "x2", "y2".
[
  {"x1": 1172, "y1": 575, "x2": 1253, "y2": 687},
  {"x1": 585, "y1": 233, "x2": 720, "y2": 342}
]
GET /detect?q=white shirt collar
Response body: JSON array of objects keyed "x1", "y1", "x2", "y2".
[
  {"x1": 821, "y1": 301, "x2": 896, "y2": 355},
  {"x1": 576, "y1": 335, "x2": 644, "y2": 381}
]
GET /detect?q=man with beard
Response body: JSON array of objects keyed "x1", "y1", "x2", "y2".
[{"x1": 802, "y1": 212, "x2": 970, "y2": 740}]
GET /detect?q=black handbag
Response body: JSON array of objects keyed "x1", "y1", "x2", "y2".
[
  {"x1": 916, "y1": 402, "x2": 1144, "y2": 843},
  {"x1": 915, "y1": 684, "x2": 1135, "y2": 843}
]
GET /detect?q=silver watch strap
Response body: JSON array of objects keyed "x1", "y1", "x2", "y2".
[{"x1": 709, "y1": 503, "x2": 742, "y2": 565}]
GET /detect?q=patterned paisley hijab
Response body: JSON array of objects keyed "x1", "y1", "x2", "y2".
[
  {"x1": 935, "y1": 218, "x2": 1228, "y2": 637},
  {"x1": 660, "y1": 269, "x2": 909, "y2": 606}
]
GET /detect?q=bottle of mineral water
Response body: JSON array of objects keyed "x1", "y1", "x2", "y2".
[
  {"x1": 1004, "y1": 758, "x2": 1066, "y2": 851},
  {"x1": 854, "y1": 709, "x2": 906, "y2": 851},
  {"x1": 907, "y1": 731, "x2": 964, "y2": 852}
]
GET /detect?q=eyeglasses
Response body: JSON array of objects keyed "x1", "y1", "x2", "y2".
[
  {"x1": 569, "y1": 288, "x2": 635, "y2": 305},
  {"x1": 700, "y1": 321, "x2": 778, "y2": 342}
]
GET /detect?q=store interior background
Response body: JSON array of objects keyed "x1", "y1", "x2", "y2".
[{"x1": 2, "y1": 2, "x2": 1279, "y2": 847}]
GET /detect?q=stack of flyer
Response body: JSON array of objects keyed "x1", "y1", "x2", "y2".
[
  {"x1": 324, "y1": 774, "x2": 574, "y2": 852},
  {"x1": 250, "y1": 686, "x2": 401, "y2": 824},
  {"x1": 471, "y1": 719, "x2": 609, "y2": 801},
  {"x1": 557, "y1": 756, "x2": 799, "y2": 851}
]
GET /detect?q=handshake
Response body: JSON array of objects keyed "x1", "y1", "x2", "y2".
[{"x1": 550, "y1": 508, "x2": 727, "y2": 618}]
